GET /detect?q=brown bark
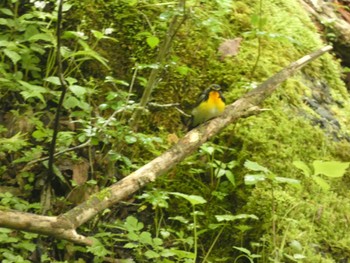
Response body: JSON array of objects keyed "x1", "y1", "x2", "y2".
[
  {"x1": 0, "y1": 210, "x2": 92, "y2": 245},
  {"x1": 0, "y1": 45, "x2": 332, "y2": 245},
  {"x1": 300, "y1": 0, "x2": 350, "y2": 43}
]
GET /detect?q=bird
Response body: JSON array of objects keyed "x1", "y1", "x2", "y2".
[{"x1": 188, "y1": 84, "x2": 226, "y2": 130}]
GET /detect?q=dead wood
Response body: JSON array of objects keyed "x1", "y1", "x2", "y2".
[{"x1": 0, "y1": 45, "x2": 332, "y2": 245}]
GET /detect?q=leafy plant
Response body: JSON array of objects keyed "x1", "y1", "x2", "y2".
[
  {"x1": 244, "y1": 160, "x2": 300, "y2": 262},
  {"x1": 233, "y1": 246, "x2": 261, "y2": 263},
  {"x1": 200, "y1": 143, "x2": 237, "y2": 189},
  {"x1": 0, "y1": 193, "x2": 41, "y2": 262},
  {"x1": 293, "y1": 160, "x2": 350, "y2": 191},
  {"x1": 244, "y1": 160, "x2": 300, "y2": 186},
  {"x1": 170, "y1": 192, "x2": 207, "y2": 262},
  {"x1": 105, "y1": 215, "x2": 195, "y2": 262}
]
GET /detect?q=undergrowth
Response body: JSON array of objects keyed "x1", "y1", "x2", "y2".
[{"x1": 1, "y1": 0, "x2": 350, "y2": 262}]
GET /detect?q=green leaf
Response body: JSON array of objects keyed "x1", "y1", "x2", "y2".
[
  {"x1": 86, "y1": 238, "x2": 110, "y2": 257},
  {"x1": 244, "y1": 160, "x2": 270, "y2": 173},
  {"x1": 145, "y1": 250, "x2": 160, "y2": 259},
  {"x1": 62, "y1": 2, "x2": 73, "y2": 11},
  {"x1": 124, "y1": 242, "x2": 138, "y2": 248},
  {"x1": 126, "y1": 231, "x2": 139, "y2": 241},
  {"x1": 125, "y1": 135, "x2": 137, "y2": 144},
  {"x1": 289, "y1": 240, "x2": 303, "y2": 252},
  {"x1": 105, "y1": 76, "x2": 129, "y2": 86},
  {"x1": 233, "y1": 246, "x2": 252, "y2": 256},
  {"x1": 168, "y1": 216, "x2": 188, "y2": 224},
  {"x1": 13, "y1": 240, "x2": 36, "y2": 252},
  {"x1": 275, "y1": 176, "x2": 300, "y2": 185},
  {"x1": 313, "y1": 160, "x2": 350, "y2": 178},
  {"x1": 0, "y1": 18, "x2": 8, "y2": 25},
  {"x1": 170, "y1": 249, "x2": 195, "y2": 259},
  {"x1": 200, "y1": 144, "x2": 215, "y2": 155},
  {"x1": 215, "y1": 214, "x2": 258, "y2": 222},
  {"x1": 63, "y1": 96, "x2": 80, "y2": 109},
  {"x1": 0, "y1": 40, "x2": 10, "y2": 47},
  {"x1": 225, "y1": 170, "x2": 235, "y2": 186},
  {"x1": 91, "y1": 30, "x2": 104, "y2": 40},
  {"x1": 137, "y1": 63, "x2": 160, "y2": 70},
  {"x1": 63, "y1": 96, "x2": 90, "y2": 111},
  {"x1": 0, "y1": 18, "x2": 10, "y2": 26},
  {"x1": 215, "y1": 167, "x2": 226, "y2": 178},
  {"x1": 32, "y1": 129, "x2": 48, "y2": 140},
  {"x1": 0, "y1": 132, "x2": 28, "y2": 152},
  {"x1": 176, "y1": 65, "x2": 190, "y2": 76},
  {"x1": 0, "y1": 8, "x2": 14, "y2": 16},
  {"x1": 69, "y1": 85, "x2": 87, "y2": 97},
  {"x1": 4, "y1": 49, "x2": 21, "y2": 64},
  {"x1": 153, "y1": 237, "x2": 163, "y2": 246},
  {"x1": 312, "y1": 175, "x2": 330, "y2": 191},
  {"x1": 18, "y1": 81, "x2": 47, "y2": 105},
  {"x1": 125, "y1": 216, "x2": 144, "y2": 231},
  {"x1": 63, "y1": 31, "x2": 87, "y2": 40},
  {"x1": 293, "y1": 161, "x2": 311, "y2": 177},
  {"x1": 0, "y1": 228, "x2": 13, "y2": 234},
  {"x1": 0, "y1": 232, "x2": 18, "y2": 243},
  {"x1": 66, "y1": 50, "x2": 110, "y2": 69},
  {"x1": 29, "y1": 33, "x2": 54, "y2": 43},
  {"x1": 2, "y1": 252, "x2": 28, "y2": 262},
  {"x1": 146, "y1": 36, "x2": 160, "y2": 49},
  {"x1": 170, "y1": 192, "x2": 207, "y2": 205},
  {"x1": 44, "y1": 76, "x2": 61, "y2": 85},
  {"x1": 234, "y1": 224, "x2": 253, "y2": 232},
  {"x1": 244, "y1": 173, "x2": 266, "y2": 185},
  {"x1": 139, "y1": 231, "x2": 153, "y2": 245},
  {"x1": 20, "y1": 88, "x2": 46, "y2": 105},
  {"x1": 160, "y1": 249, "x2": 176, "y2": 257}
]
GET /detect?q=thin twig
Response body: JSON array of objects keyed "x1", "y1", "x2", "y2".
[
  {"x1": 43, "y1": 0, "x2": 68, "y2": 213},
  {"x1": 250, "y1": 0, "x2": 263, "y2": 77},
  {"x1": 148, "y1": 102, "x2": 180, "y2": 108},
  {"x1": 48, "y1": 0, "x2": 68, "y2": 176},
  {"x1": 28, "y1": 139, "x2": 92, "y2": 167},
  {"x1": 126, "y1": 66, "x2": 138, "y2": 104},
  {"x1": 138, "y1": 11, "x2": 155, "y2": 35},
  {"x1": 148, "y1": 102, "x2": 190, "y2": 117}
]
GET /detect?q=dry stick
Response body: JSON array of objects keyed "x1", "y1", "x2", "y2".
[
  {"x1": 27, "y1": 139, "x2": 91, "y2": 166},
  {"x1": 0, "y1": 210, "x2": 93, "y2": 246},
  {"x1": 0, "y1": 46, "x2": 332, "y2": 245}
]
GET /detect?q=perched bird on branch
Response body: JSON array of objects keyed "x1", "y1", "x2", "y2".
[{"x1": 188, "y1": 84, "x2": 226, "y2": 130}]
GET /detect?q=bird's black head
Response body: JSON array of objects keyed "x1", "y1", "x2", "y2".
[{"x1": 208, "y1": 84, "x2": 221, "y2": 91}]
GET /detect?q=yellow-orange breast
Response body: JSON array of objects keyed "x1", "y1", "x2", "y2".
[{"x1": 190, "y1": 91, "x2": 226, "y2": 128}]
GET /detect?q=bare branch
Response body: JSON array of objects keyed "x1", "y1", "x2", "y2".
[
  {"x1": 63, "y1": 45, "x2": 335, "y2": 228},
  {"x1": 0, "y1": 210, "x2": 93, "y2": 245},
  {"x1": 0, "y1": 45, "x2": 332, "y2": 244}
]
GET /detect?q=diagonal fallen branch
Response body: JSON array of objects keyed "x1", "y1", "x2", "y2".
[{"x1": 0, "y1": 45, "x2": 332, "y2": 245}]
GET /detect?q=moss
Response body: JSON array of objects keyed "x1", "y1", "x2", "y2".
[
  {"x1": 59, "y1": 0, "x2": 350, "y2": 261},
  {"x1": 233, "y1": 110, "x2": 330, "y2": 168},
  {"x1": 242, "y1": 182, "x2": 350, "y2": 261}
]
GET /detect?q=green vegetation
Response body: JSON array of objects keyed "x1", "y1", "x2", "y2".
[{"x1": 1, "y1": 0, "x2": 350, "y2": 262}]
